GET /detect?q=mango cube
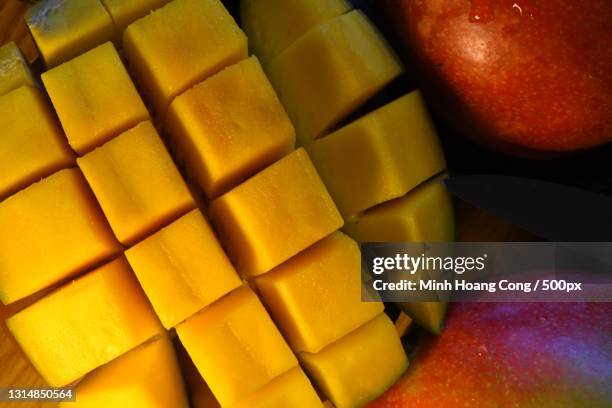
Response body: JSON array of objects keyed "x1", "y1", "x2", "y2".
[
  {"x1": 230, "y1": 367, "x2": 323, "y2": 408},
  {"x1": 210, "y1": 148, "x2": 343, "y2": 277},
  {"x1": 266, "y1": 10, "x2": 403, "y2": 143},
  {"x1": 42, "y1": 42, "x2": 150, "y2": 155},
  {"x1": 6, "y1": 257, "x2": 164, "y2": 386},
  {"x1": 0, "y1": 168, "x2": 120, "y2": 304},
  {"x1": 300, "y1": 314, "x2": 408, "y2": 408},
  {"x1": 99, "y1": 0, "x2": 171, "y2": 39},
  {"x1": 0, "y1": 41, "x2": 36, "y2": 96},
  {"x1": 126, "y1": 209, "x2": 241, "y2": 329},
  {"x1": 241, "y1": 0, "x2": 351, "y2": 64},
  {"x1": 398, "y1": 301, "x2": 448, "y2": 335},
  {"x1": 123, "y1": 0, "x2": 247, "y2": 117},
  {"x1": 310, "y1": 92, "x2": 447, "y2": 220},
  {"x1": 176, "y1": 286, "x2": 298, "y2": 406},
  {"x1": 0, "y1": 86, "x2": 74, "y2": 200},
  {"x1": 60, "y1": 336, "x2": 188, "y2": 408},
  {"x1": 26, "y1": 0, "x2": 114, "y2": 68},
  {"x1": 78, "y1": 121, "x2": 195, "y2": 246},
  {"x1": 256, "y1": 232, "x2": 383, "y2": 353},
  {"x1": 166, "y1": 56, "x2": 295, "y2": 198}
]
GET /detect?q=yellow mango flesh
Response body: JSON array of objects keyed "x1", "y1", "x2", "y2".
[
  {"x1": 300, "y1": 314, "x2": 409, "y2": 408},
  {"x1": 266, "y1": 10, "x2": 403, "y2": 143},
  {"x1": 6, "y1": 257, "x2": 164, "y2": 386},
  {"x1": 166, "y1": 56, "x2": 295, "y2": 198},
  {"x1": 310, "y1": 91, "x2": 447, "y2": 220},
  {"x1": 42, "y1": 42, "x2": 150, "y2": 155},
  {"x1": 123, "y1": 0, "x2": 247, "y2": 117},
  {"x1": 0, "y1": 168, "x2": 120, "y2": 304},
  {"x1": 398, "y1": 301, "x2": 449, "y2": 335},
  {"x1": 241, "y1": 0, "x2": 351, "y2": 64},
  {"x1": 99, "y1": 0, "x2": 171, "y2": 40},
  {"x1": 0, "y1": 86, "x2": 74, "y2": 200},
  {"x1": 210, "y1": 148, "x2": 343, "y2": 277},
  {"x1": 25, "y1": 0, "x2": 114, "y2": 68},
  {"x1": 256, "y1": 232, "x2": 383, "y2": 353},
  {"x1": 229, "y1": 367, "x2": 323, "y2": 408},
  {"x1": 60, "y1": 336, "x2": 188, "y2": 408},
  {"x1": 176, "y1": 286, "x2": 298, "y2": 406},
  {"x1": 0, "y1": 41, "x2": 36, "y2": 97},
  {"x1": 78, "y1": 121, "x2": 195, "y2": 246},
  {"x1": 126, "y1": 209, "x2": 241, "y2": 329}
]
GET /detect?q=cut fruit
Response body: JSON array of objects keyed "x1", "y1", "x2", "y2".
[
  {"x1": 309, "y1": 91, "x2": 446, "y2": 220},
  {"x1": 42, "y1": 42, "x2": 149, "y2": 155},
  {"x1": 398, "y1": 301, "x2": 448, "y2": 335},
  {"x1": 0, "y1": 86, "x2": 74, "y2": 201},
  {"x1": 123, "y1": 0, "x2": 247, "y2": 117},
  {"x1": 166, "y1": 56, "x2": 295, "y2": 198},
  {"x1": 0, "y1": 168, "x2": 120, "y2": 304},
  {"x1": 99, "y1": 0, "x2": 171, "y2": 40},
  {"x1": 266, "y1": 10, "x2": 403, "y2": 143},
  {"x1": 0, "y1": 41, "x2": 36, "y2": 97},
  {"x1": 256, "y1": 232, "x2": 383, "y2": 353},
  {"x1": 300, "y1": 314, "x2": 409, "y2": 408},
  {"x1": 78, "y1": 121, "x2": 195, "y2": 246},
  {"x1": 241, "y1": 0, "x2": 351, "y2": 64},
  {"x1": 176, "y1": 286, "x2": 298, "y2": 406},
  {"x1": 6, "y1": 257, "x2": 163, "y2": 386},
  {"x1": 125, "y1": 209, "x2": 241, "y2": 329},
  {"x1": 59, "y1": 336, "x2": 188, "y2": 408},
  {"x1": 229, "y1": 367, "x2": 323, "y2": 408},
  {"x1": 25, "y1": 0, "x2": 114, "y2": 68},
  {"x1": 210, "y1": 148, "x2": 343, "y2": 277}
]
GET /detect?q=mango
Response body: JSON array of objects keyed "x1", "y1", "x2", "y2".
[
  {"x1": 126, "y1": 209, "x2": 241, "y2": 329},
  {"x1": 241, "y1": 0, "x2": 351, "y2": 64},
  {"x1": 123, "y1": 0, "x2": 247, "y2": 117},
  {"x1": 25, "y1": 0, "x2": 114, "y2": 68},
  {"x1": 210, "y1": 148, "x2": 343, "y2": 277},
  {"x1": 99, "y1": 0, "x2": 171, "y2": 40},
  {"x1": 0, "y1": 86, "x2": 74, "y2": 201},
  {"x1": 60, "y1": 336, "x2": 188, "y2": 408},
  {"x1": 300, "y1": 314, "x2": 409, "y2": 408},
  {"x1": 78, "y1": 121, "x2": 195, "y2": 246},
  {"x1": 229, "y1": 367, "x2": 323, "y2": 408},
  {"x1": 398, "y1": 301, "x2": 448, "y2": 335},
  {"x1": 266, "y1": 10, "x2": 403, "y2": 143},
  {"x1": 176, "y1": 286, "x2": 297, "y2": 406},
  {"x1": 0, "y1": 41, "x2": 36, "y2": 96},
  {"x1": 166, "y1": 56, "x2": 295, "y2": 198},
  {"x1": 309, "y1": 92, "x2": 447, "y2": 220},
  {"x1": 42, "y1": 42, "x2": 149, "y2": 155},
  {"x1": 256, "y1": 232, "x2": 383, "y2": 353},
  {"x1": 0, "y1": 168, "x2": 120, "y2": 304},
  {"x1": 6, "y1": 257, "x2": 163, "y2": 386}
]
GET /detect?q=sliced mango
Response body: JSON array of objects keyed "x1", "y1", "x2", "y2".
[
  {"x1": 398, "y1": 301, "x2": 448, "y2": 335},
  {"x1": 126, "y1": 209, "x2": 241, "y2": 329},
  {"x1": 166, "y1": 56, "x2": 295, "y2": 198},
  {"x1": 78, "y1": 121, "x2": 194, "y2": 246},
  {"x1": 0, "y1": 86, "x2": 74, "y2": 200},
  {"x1": 176, "y1": 286, "x2": 298, "y2": 406},
  {"x1": 99, "y1": 0, "x2": 171, "y2": 40},
  {"x1": 310, "y1": 92, "x2": 447, "y2": 220},
  {"x1": 25, "y1": 0, "x2": 114, "y2": 68},
  {"x1": 241, "y1": 0, "x2": 351, "y2": 64},
  {"x1": 42, "y1": 42, "x2": 149, "y2": 155},
  {"x1": 60, "y1": 336, "x2": 188, "y2": 408},
  {"x1": 0, "y1": 168, "x2": 120, "y2": 304},
  {"x1": 0, "y1": 41, "x2": 36, "y2": 96},
  {"x1": 266, "y1": 10, "x2": 403, "y2": 143},
  {"x1": 123, "y1": 0, "x2": 247, "y2": 117},
  {"x1": 210, "y1": 148, "x2": 343, "y2": 277},
  {"x1": 300, "y1": 314, "x2": 408, "y2": 408},
  {"x1": 229, "y1": 367, "x2": 323, "y2": 408},
  {"x1": 256, "y1": 232, "x2": 383, "y2": 353},
  {"x1": 6, "y1": 257, "x2": 163, "y2": 386}
]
